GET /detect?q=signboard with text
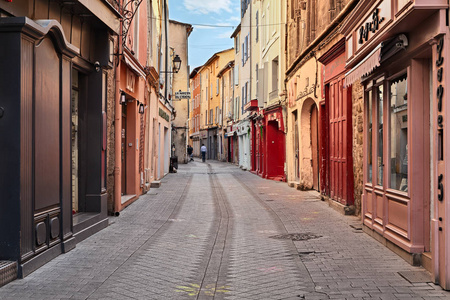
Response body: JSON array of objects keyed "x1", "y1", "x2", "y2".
[{"x1": 175, "y1": 91, "x2": 191, "y2": 99}]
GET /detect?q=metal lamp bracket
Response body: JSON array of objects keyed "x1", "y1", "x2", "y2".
[{"x1": 121, "y1": 0, "x2": 144, "y2": 52}]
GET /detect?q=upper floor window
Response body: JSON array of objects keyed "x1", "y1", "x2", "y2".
[
  {"x1": 241, "y1": 0, "x2": 249, "y2": 17},
  {"x1": 256, "y1": 11, "x2": 259, "y2": 42},
  {"x1": 272, "y1": 57, "x2": 279, "y2": 92}
]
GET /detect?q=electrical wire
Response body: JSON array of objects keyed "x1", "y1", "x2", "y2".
[{"x1": 153, "y1": 16, "x2": 285, "y2": 28}]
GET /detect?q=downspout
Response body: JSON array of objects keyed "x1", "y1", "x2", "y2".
[
  {"x1": 164, "y1": 0, "x2": 169, "y2": 104},
  {"x1": 186, "y1": 28, "x2": 191, "y2": 158},
  {"x1": 114, "y1": 20, "x2": 123, "y2": 215}
]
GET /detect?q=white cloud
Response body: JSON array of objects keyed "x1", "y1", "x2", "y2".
[
  {"x1": 183, "y1": 0, "x2": 233, "y2": 14},
  {"x1": 229, "y1": 16, "x2": 240, "y2": 22},
  {"x1": 217, "y1": 30, "x2": 234, "y2": 39}
]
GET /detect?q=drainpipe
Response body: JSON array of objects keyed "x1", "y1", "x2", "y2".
[
  {"x1": 114, "y1": 22, "x2": 123, "y2": 215},
  {"x1": 163, "y1": 0, "x2": 169, "y2": 103}
]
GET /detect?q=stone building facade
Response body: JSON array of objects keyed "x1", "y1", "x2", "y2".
[{"x1": 352, "y1": 79, "x2": 364, "y2": 215}]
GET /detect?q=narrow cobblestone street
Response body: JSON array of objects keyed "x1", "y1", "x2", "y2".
[{"x1": 0, "y1": 161, "x2": 449, "y2": 300}]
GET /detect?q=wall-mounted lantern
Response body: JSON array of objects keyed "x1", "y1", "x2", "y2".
[
  {"x1": 139, "y1": 103, "x2": 145, "y2": 114},
  {"x1": 160, "y1": 54, "x2": 182, "y2": 74},
  {"x1": 172, "y1": 55, "x2": 181, "y2": 73},
  {"x1": 120, "y1": 91, "x2": 127, "y2": 105}
]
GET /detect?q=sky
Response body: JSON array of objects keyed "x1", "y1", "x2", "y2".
[{"x1": 169, "y1": 0, "x2": 240, "y2": 70}]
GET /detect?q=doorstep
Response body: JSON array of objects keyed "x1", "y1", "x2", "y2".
[
  {"x1": 73, "y1": 212, "x2": 109, "y2": 244},
  {"x1": 0, "y1": 261, "x2": 17, "y2": 287},
  {"x1": 321, "y1": 195, "x2": 355, "y2": 215},
  {"x1": 121, "y1": 194, "x2": 137, "y2": 204}
]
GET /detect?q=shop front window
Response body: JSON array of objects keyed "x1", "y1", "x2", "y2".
[
  {"x1": 367, "y1": 90, "x2": 373, "y2": 183},
  {"x1": 377, "y1": 85, "x2": 384, "y2": 186},
  {"x1": 389, "y1": 74, "x2": 408, "y2": 192}
]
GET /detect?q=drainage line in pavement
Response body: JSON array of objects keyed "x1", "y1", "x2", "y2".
[
  {"x1": 196, "y1": 166, "x2": 232, "y2": 300},
  {"x1": 86, "y1": 175, "x2": 194, "y2": 299}
]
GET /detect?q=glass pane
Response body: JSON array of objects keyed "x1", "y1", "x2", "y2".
[
  {"x1": 377, "y1": 85, "x2": 384, "y2": 186},
  {"x1": 389, "y1": 74, "x2": 408, "y2": 192},
  {"x1": 367, "y1": 91, "x2": 373, "y2": 183}
]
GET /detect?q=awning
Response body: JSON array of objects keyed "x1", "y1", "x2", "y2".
[
  {"x1": 124, "y1": 55, "x2": 146, "y2": 78},
  {"x1": 344, "y1": 44, "x2": 382, "y2": 87},
  {"x1": 344, "y1": 34, "x2": 408, "y2": 87}
]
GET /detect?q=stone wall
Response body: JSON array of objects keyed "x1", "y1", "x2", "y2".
[
  {"x1": 352, "y1": 79, "x2": 364, "y2": 216},
  {"x1": 106, "y1": 42, "x2": 116, "y2": 214}
]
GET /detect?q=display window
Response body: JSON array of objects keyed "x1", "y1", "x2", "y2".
[{"x1": 365, "y1": 71, "x2": 408, "y2": 194}]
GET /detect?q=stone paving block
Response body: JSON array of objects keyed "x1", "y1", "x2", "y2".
[{"x1": 0, "y1": 162, "x2": 449, "y2": 299}]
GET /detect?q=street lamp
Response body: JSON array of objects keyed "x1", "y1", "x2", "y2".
[
  {"x1": 172, "y1": 55, "x2": 181, "y2": 73},
  {"x1": 160, "y1": 54, "x2": 182, "y2": 73}
]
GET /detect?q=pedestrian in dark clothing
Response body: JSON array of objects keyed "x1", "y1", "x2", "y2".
[
  {"x1": 187, "y1": 145, "x2": 193, "y2": 162},
  {"x1": 201, "y1": 144, "x2": 207, "y2": 162}
]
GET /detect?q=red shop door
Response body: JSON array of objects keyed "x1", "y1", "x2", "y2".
[{"x1": 329, "y1": 76, "x2": 353, "y2": 205}]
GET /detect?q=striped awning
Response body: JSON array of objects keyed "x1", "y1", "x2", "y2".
[{"x1": 344, "y1": 43, "x2": 382, "y2": 87}]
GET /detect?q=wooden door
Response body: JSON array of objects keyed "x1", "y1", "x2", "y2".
[
  {"x1": 293, "y1": 111, "x2": 299, "y2": 180},
  {"x1": 121, "y1": 105, "x2": 127, "y2": 195},
  {"x1": 311, "y1": 105, "x2": 319, "y2": 190},
  {"x1": 329, "y1": 76, "x2": 352, "y2": 203}
]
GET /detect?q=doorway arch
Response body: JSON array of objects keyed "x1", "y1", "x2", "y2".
[{"x1": 300, "y1": 98, "x2": 319, "y2": 190}]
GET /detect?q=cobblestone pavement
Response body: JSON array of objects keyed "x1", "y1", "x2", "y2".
[{"x1": 0, "y1": 161, "x2": 449, "y2": 299}]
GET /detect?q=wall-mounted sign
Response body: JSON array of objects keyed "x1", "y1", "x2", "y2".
[
  {"x1": 126, "y1": 69, "x2": 135, "y2": 92},
  {"x1": 159, "y1": 107, "x2": 170, "y2": 122},
  {"x1": 351, "y1": 0, "x2": 391, "y2": 54},
  {"x1": 436, "y1": 36, "x2": 445, "y2": 234},
  {"x1": 359, "y1": 9, "x2": 384, "y2": 44},
  {"x1": 175, "y1": 91, "x2": 191, "y2": 99},
  {"x1": 296, "y1": 83, "x2": 318, "y2": 101}
]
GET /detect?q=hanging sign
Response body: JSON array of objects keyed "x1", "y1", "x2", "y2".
[{"x1": 175, "y1": 91, "x2": 191, "y2": 99}]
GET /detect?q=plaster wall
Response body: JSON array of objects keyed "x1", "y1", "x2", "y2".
[
  {"x1": 169, "y1": 20, "x2": 191, "y2": 163},
  {"x1": 142, "y1": 0, "x2": 162, "y2": 190},
  {"x1": 251, "y1": 0, "x2": 261, "y2": 101},
  {"x1": 240, "y1": 4, "x2": 251, "y2": 120},
  {"x1": 286, "y1": 57, "x2": 322, "y2": 188},
  {"x1": 260, "y1": 0, "x2": 286, "y2": 108}
]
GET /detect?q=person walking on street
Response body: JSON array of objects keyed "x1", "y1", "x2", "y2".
[
  {"x1": 201, "y1": 144, "x2": 207, "y2": 162},
  {"x1": 187, "y1": 145, "x2": 194, "y2": 162}
]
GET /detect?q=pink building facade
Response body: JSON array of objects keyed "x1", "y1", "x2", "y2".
[{"x1": 342, "y1": 0, "x2": 450, "y2": 289}]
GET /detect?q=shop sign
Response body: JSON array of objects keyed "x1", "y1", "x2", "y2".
[
  {"x1": 358, "y1": 8, "x2": 384, "y2": 44},
  {"x1": 436, "y1": 36, "x2": 445, "y2": 214},
  {"x1": 159, "y1": 107, "x2": 170, "y2": 122},
  {"x1": 126, "y1": 69, "x2": 135, "y2": 92},
  {"x1": 324, "y1": 53, "x2": 346, "y2": 82},
  {"x1": 352, "y1": 0, "x2": 391, "y2": 54},
  {"x1": 296, "y1": 83, "x2": 318, "y2": 101}
]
